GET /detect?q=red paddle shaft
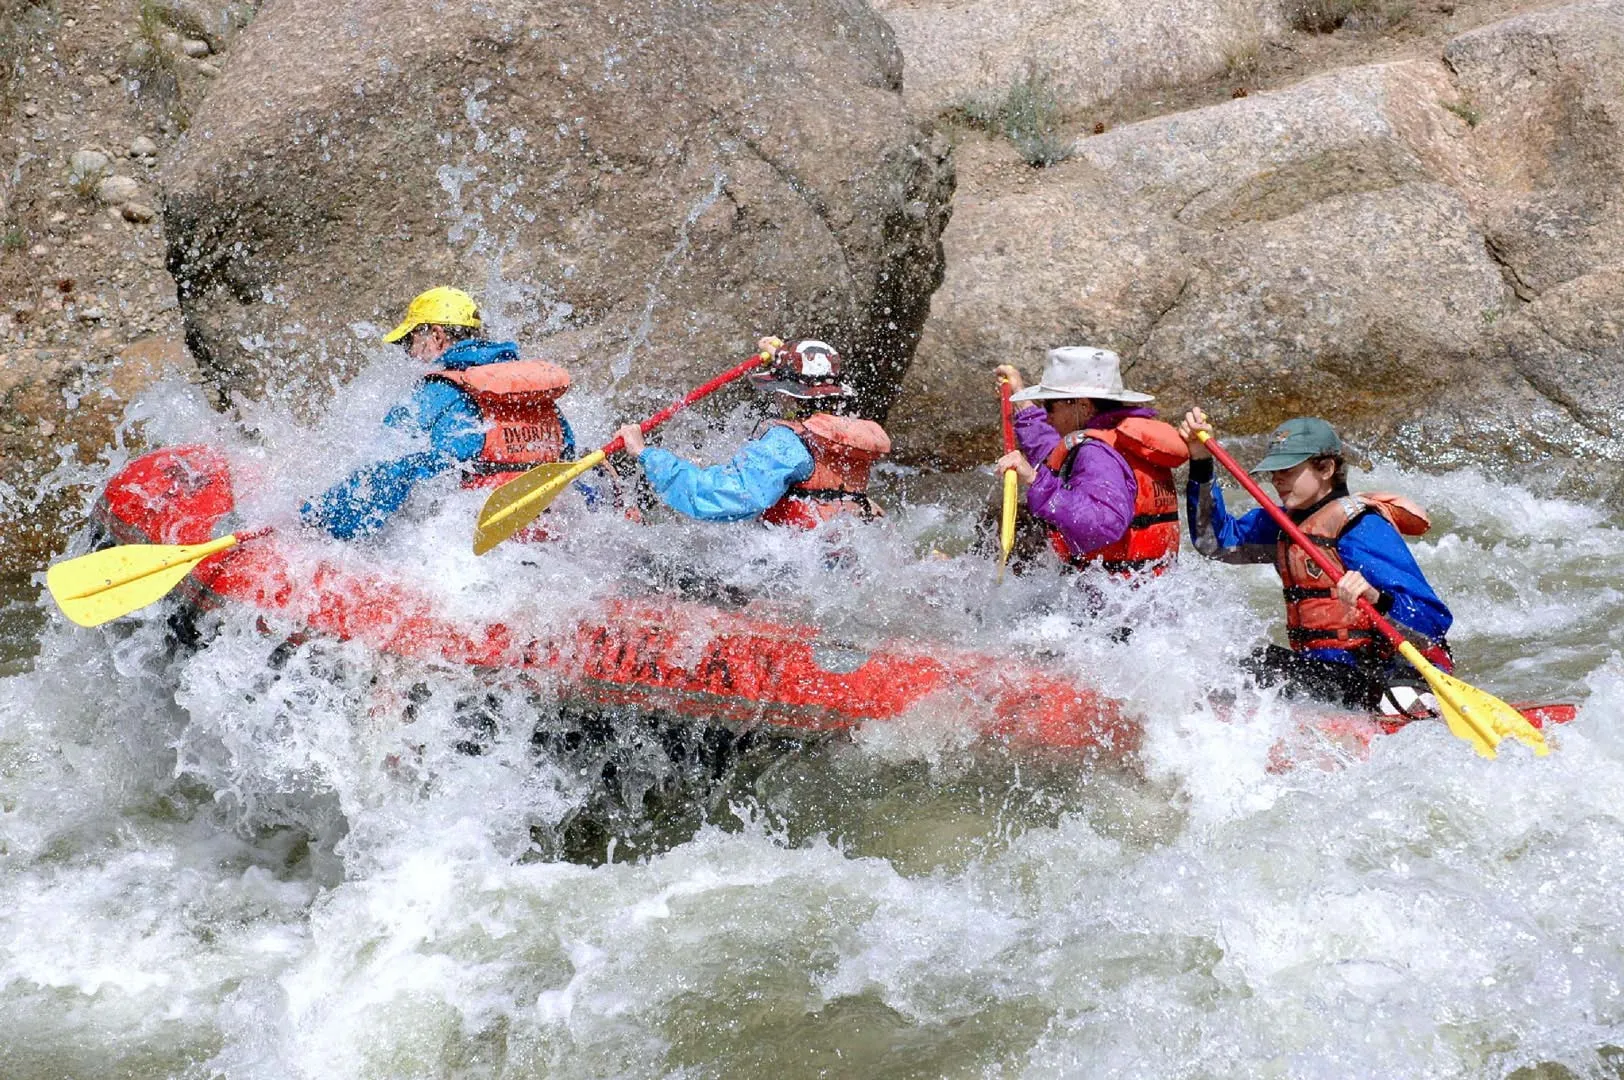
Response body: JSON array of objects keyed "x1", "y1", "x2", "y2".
[
  {"x1": 602, "y1": 352, "x2": 769, "y2": 456},
  {"x1": 1000, "y1": 381, "x2": 1016, "y2": 455},
  {"x1": 1199, "y1": 434, "x2": 1408, "y2": 653}
]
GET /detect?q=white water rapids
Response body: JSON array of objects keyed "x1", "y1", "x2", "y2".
[{"x1": 3, "y1": 366, "x2": 1624, "y2": 1079}]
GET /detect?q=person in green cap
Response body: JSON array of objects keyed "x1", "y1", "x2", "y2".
[{"x1": 1178, "y1": 407, "x2": 1454, "y2": 712}]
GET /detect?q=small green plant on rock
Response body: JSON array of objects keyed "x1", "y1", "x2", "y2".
[
  {"x1": 1287, "y1": 0, "x2": 1351, "y2": 32},
  {"x1": 68, "y1": 163, "x2": 105, "y2": 201},
  {"x1": 1444, "y1": 98, "x2": 1481, "y2": 127},
  {"x1": 1381, "y1": 1, "x2": 1414, "y2": 25},
  {"x1": 136, "y1": 0, "x2": 170, "y2": 56},
  {"x1": 1224, "y1": 43, "x2": 1261, "y2": 84},
  {"x1": 2, "y1": 225, "x2": 26, "y2": 252},
  {"x1": 132, "y1": 0, "x2": 188, "y2": 129},
  {"x1": 956, "y1": 64, "x2": 1074, "y2": 168}
]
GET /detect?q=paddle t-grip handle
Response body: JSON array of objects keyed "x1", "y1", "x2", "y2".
[{"x1": 1196, "y1": 431, "x2": 1405, "y2": 652}]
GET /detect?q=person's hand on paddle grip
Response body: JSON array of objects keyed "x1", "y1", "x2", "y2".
[
  {"x1": 615, "y1": 423, "x2": 646, "y2": 458},
  {"x1": 995, "y1": 364, "x2": 1025, "y2": 396},
  {"x1": 1179, "y1": 407, "x2": 1214, "y2": 460},
  {"x1": 997, "y1": 449, "x2": 1036, "y2": 485},
  {"x1": 1336, "y1": 570, "x2": 1379, "y2": 611}
]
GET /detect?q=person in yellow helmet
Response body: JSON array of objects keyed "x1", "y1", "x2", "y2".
[{"x1": 301, "y1": 287, "x2": 581, "y2": 539}]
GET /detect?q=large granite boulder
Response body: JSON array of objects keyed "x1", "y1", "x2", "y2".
[
  {"x1": 1137, "y1": 181, "x2": 1508, "y2": 436},
  {"x1": 1444, "y1": 0, "x2": 1624, "y2": 297},
  {"x1": 894, "y1": 1, "x2": 1624, "y2": 485},
  {"x1": 898, "y1": 59, "x2": 1486, "y2": 457},
  {"x1": 1492, "y1": 268, "x2": 1624, "y2": 457},
  {"x1": 161, "y1": 0, "x2": 953, "y2": 419},
  {"x1": 872, "y1": 0, "x2": 1283, "y2": 116}
]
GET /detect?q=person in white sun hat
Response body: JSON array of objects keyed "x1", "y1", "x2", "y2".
[{"x1": 995, "y1": 346, "x2": 1188, "y2": 577}]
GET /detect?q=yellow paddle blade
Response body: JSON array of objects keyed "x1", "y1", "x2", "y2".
[
  {"x1": 998, "y1": 470, "x2": 1018, "y2": 581},
  {"x1": 473, "y1": 450, "x2": 606, "y2": 555},
  {"x1": 47, "y1": 534, "x2": 240, "y2": 627},
  {"x1": 1397, "y1": 642, "x2": 1551, "y2": 759}
]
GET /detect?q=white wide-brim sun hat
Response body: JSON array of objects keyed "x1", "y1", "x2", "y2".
[{"x1": 1008, "y1": 346, "x2": 1154, "y2": 404}]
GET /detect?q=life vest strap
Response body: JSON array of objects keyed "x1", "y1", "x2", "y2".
[
  {"x1": 790, "y1": 486, "x2": 868, "y2": 500},
  {"x1": 464, "y1": 459, "x2": 539, "y2": 476},
  {"x1": 781, "y1": 490, "x2": 881, "y2": 519},
  {"x1": 1281, "y1": 585, "x2": 1335, "y2": 603},
  {"x1": 1093, "y1": 557, "x2": 1170, "y2": 574},
  {"x1": 1130, "y1": 510, "x2": 1179, "y2": 529},
  {"x1": 1287, "y1": 626, "x2": 1381, "y2": 647}
]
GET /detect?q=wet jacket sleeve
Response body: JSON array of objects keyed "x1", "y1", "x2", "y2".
[
  {"x1": 1013, "y1": 407, "x2": 1135, "y2": 554},
  {"x1": 1186, "y1": 458, "x2": 1278, "y2": 565},
  {"x1": 301, "y1": 382, "x2": 485, "y2": 540},
  {"x1": 638, "y1": 424, "x2": 815, "y2": 522},
  {"x1": 560, "y1": 415, "x2": 577, "y2": 462},
  {"x1": 1337, "y1": 514, "x2": 1453, "y2": 642}
]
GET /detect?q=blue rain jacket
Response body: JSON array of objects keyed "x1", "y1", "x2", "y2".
[
  {"x1": 1187, "y1": 470, "x2": 1452, "y2": 667},
  {"x1": 302, "y1": 339, "x2": 577, "y2": 540},
  {"x1": 640, "y1": 425, "x2": 814, "y2": 522}
]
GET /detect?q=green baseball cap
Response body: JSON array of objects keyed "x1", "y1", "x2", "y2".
[{"x1": 1250, "y1": 417, "x2": 1343, "y2": 474}]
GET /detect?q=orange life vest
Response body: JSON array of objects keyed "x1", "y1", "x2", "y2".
[
  {"x1": 760, "y1": 414, "x2": 892, "y2": 530},
  {"x1": 1045, "y1": 416, "x2": 1189, "y2": 574},
  {"x1": 1278, "y1": 492, "x2": 1432, "y2": 656},
  {"x1": 426, "y1": 360, "x2": 571, "y2": 488}
]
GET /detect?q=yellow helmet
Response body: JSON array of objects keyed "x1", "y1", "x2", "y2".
[{"x1": 382, "y1": 286, "x2": 481, "y2": 343}]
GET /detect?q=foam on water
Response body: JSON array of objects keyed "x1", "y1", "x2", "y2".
[{"x1": 4, "y1": 373, "x2": 1624, "y2": 1078}]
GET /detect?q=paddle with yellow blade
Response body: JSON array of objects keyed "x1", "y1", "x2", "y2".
[
  {"x1": 473, "y1": 349, "x2": 772, "y2": 555},
  {"x1": 1197, "y1": 430, "x2": 1547, "y2": 759},
  {"x1": 47, "y1": 529, "x2": 265, "y2": 628},
  {"x1": 997, "y1": 377, "x2": 1018, "y2": 580}
]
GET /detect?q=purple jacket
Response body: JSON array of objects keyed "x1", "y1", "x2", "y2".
[{"x1": 1015, "y1": 405, "x2": 1151, "y2": 556}]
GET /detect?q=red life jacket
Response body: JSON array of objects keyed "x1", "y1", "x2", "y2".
[
  {"x1": 426, "y1": 360, "x2": 571, "y2": 488},
  {"x1": 1045, "y1": 416, "x2": 1189, "y2": 574},
  {"x1": 760, "y1": 414, "x2": 892, "y2": 530},
  {"x1": 1278, "y1": 492, "x2": 1447, "y2": 665}
]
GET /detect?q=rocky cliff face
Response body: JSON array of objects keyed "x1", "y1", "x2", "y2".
[
  {"x1": 160, "y1": 0, "x2": 954, "y2": 419},
  {"x1": 0, "y1": 0, "x2": 235, "y2": 576},
  {"x1": 4, "y1": 0, "x2": 1624, "y2": 584},
  {"x1": 892, "y1": 0, "x2": 1624, "y2": 489}
]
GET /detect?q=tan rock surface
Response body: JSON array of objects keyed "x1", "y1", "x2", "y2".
[
  {"x1": 161, "y1": 0, "x2": 954, "y2": 420},
  {"x1": 898, "y1": 58, "x2": 1490, "y2": 455},
  {"x1": 1444, "y1": 0, "x2": 1624, "y2": 295},
  {"x1": 873, "y1": 0, "x2": 1283, "y2": 115},
  {"x1": 1138, "y1": 181, "x2": 1509, "y2": 434},
  {"x1": 893, "y1": 3, "x2": 1624, "y2": 484}
]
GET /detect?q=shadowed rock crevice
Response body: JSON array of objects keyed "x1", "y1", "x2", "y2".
[
  {"x1": 1130, "y1": 274, "x2": 1195, "y2": 361},
  {"x1": 846, "y1": 133, "x2": 955, "y2": 419},
  {"x1": 1483, "y1": 232, "x2": 1538, "y2": 303}
]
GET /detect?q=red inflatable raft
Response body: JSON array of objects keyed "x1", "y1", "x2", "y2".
[
  {"x1": 89, "y1": 445, "x2": 1143, "y2": 756},
  {"x1": 87, "y1": 445, "x2": 1575, "y2": 763}
]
